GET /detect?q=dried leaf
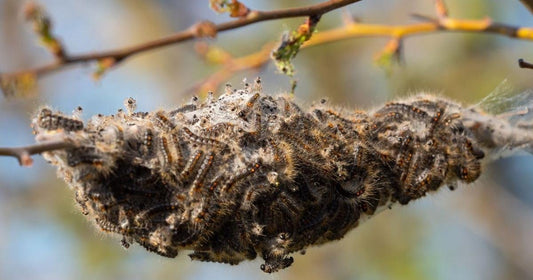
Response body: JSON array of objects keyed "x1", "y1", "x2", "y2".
[
  {"x1": 209, "y1": 0, "x2": 228, "y2": 13},
  {"x1": 209, "y1": 0, "x2": 249, "y2": 17},
  {"x1": 229, "y1": 1, "x2": 249, "y2": 17}
]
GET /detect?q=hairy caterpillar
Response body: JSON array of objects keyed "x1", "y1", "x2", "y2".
[{"x1": 31, "y1": 78, "x2": 533, "y2": 273}]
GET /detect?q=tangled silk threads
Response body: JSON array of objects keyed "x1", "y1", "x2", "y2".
[{"x1": 32, "y1": 79, "x2": 532, "y2": 273}]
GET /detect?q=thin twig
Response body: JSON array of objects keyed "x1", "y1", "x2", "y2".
[
  {"x1": 188, "y1": 42, "x2": 275, "y2": 96},
  {"x1": 190, "y1": 15, "x2": 533, "y2": 95},
  {"x1": 520, "y1": 0, "x2": 533, "y2": 14},
  {"x1": 3, "y1": 0, "x2": 362, "y2": 79},
  {"x1": 0, "y1": 140, "x2": 74, "y2": 166},
  {"x1": 518, "y1": 58, "x2": 533, "y2": 69}
]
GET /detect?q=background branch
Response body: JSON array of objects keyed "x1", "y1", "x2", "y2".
[
  {"x1": 520, "y1": 0, "x2": 533, "y2": 14},
  {"x1": 519, "y1": 58, "x2": 533, "y2": 69},
  {"x1": 190, "y1": 13, "x2": 533, "y2": 95},
  {"x1": 1, "y1": 0, "x2": 361, "y2": 83}
]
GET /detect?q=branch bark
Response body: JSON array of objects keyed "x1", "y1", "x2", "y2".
[
  {"x1": 520, "y1": 0, "x2": 533, "y2": 14},
  {"x1": 189, "y1": 15, "x2": 533, "y2": 95},
  {"x1": 0, "y1": 140, "x2": 73, "y2": 166},
  {"x1": 4, "y1": 0, "x2": 362, "y2": 79},
  {"x1": 518, "y1": 58, "x2": 533, "y2": 69}
]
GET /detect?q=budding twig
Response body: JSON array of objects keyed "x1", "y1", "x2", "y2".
[
  {"x1": 4, "y1": 0, "x2": 533, "y2": 97},
  {"x1": 190, "y1": 12, "x2": 533, "y2": 95},
  {"x1": 0, "y1": 0, "x2": 361, "y2": 86},
  {"x1": 0, "y1": 140, "x2": 74, "y2": 166}
]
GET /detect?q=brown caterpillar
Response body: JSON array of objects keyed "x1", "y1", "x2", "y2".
[{"x1": 31, "y1": 78, "x2": 533, "y2": 273}]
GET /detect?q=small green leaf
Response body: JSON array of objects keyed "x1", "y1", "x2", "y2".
[{"x1": 271, "y1": 15, "x2": 321, "y2": 77}]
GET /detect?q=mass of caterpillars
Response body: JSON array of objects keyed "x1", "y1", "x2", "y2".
[{"x1": 33, "y1": 79, "x2": 487, "y2": 273}]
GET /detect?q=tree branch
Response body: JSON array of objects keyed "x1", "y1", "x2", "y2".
[
  {"x1": 0, "y1": 140, "x2": 74, "y2": 166},
  {"x1": 520, "y1": 0, "x2": 533, "y2": 14},
  {"x1": 190, "y1": 14, "x2": 533, "y2": 95},
  {"x1": 2, "y1": 0, "x2": 362, "y2": 80},
  {"x1": 518, "y1": 58, "x2": 533, "y2": 69}
]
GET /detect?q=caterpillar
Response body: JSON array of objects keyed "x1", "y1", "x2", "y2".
[{"x1": 31, "y1": 78, "x2": 533, "y2": 273}]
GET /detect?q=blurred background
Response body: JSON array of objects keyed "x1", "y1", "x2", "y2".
[{"x1": 1, "y1": 0, "x2": 533, "y2": 279}]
